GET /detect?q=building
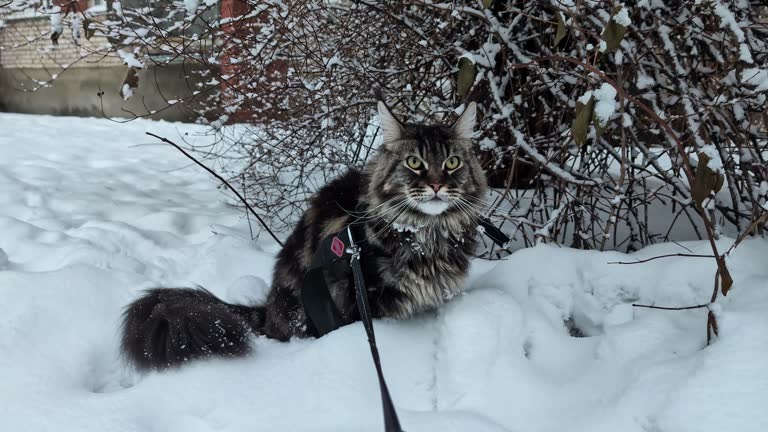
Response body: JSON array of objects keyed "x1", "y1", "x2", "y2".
[{"x1": 0, "y1": 0, "x2": 232, "y2": 122}]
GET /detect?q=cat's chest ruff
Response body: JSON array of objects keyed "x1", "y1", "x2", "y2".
[
  {"x1": 382, "y1": 226, "x2": 472, "y2": 312},
  {"x1": 389, "y1": 223, "x2": 470, "y2": 256},
  {"x1": 386, "y1": 252, "x2": 467, "y2": 315}
]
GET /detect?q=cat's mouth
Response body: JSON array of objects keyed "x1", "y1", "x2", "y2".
[{"x1": 415, "y1": 197, "x2": 451, "y2": 215}]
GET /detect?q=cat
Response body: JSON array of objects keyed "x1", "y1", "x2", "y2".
[{"x1": 121, "y1": 101, "x2": 488, "y2": 370}]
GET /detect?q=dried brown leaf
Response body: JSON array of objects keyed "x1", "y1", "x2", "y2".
[
  {"x1": 692, "y1": 153, "x2": 725, "y2": 208},
  {"x1": 602, "y1": 8, "x2": 628, "y2": 52},
  {"x1": 120, "y1": 67, "x2": 139, "y2": 100},
  {"x1": 554, "y1": 12, "x2": 567, "y2": 47},
  {"x1": 457, "y1": 56, "x2": 476, "y2": 98},
  {"x1": 572, "y1": 96, "x2": 595, "y2": 146}
]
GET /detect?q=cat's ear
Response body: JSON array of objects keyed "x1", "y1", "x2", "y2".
[
  {"x1": 378, "y1": 101, "x2": 404, "y2": 144},
  {"x1": 452, "y1": 102, "x2": 477, "y2": 140}
]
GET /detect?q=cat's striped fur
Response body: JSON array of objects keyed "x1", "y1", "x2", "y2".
[{"x1": 121, "y1": 102, "x2": 487, "y2": 370}]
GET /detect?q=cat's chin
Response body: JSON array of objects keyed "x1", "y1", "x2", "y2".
[{"x1": 415, "y1": 200, "x2": 450, "y2": 216}]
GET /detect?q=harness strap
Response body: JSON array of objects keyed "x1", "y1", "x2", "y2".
[
  {"x1": 302, "y1": 266, "x2": 343, "y2": 337},
  {"x1": 478, "y1": 217, "x2": 510, "y2": 247},
  {"x1": 301, "y1": 232, "x2": 348, "y2": 336}
]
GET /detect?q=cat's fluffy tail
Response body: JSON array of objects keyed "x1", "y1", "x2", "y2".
[{"x1": 120, "y1": 288, "x2": 265, "y2": 370}]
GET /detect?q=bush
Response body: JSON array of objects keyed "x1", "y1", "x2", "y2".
[{"x1": 2, "y1": 0, "x2": 767, "y2": 252}]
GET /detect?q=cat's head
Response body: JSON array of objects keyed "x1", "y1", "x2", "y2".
[{"x1": 366, "y1": 102, "x2": 487, "y2": 225}]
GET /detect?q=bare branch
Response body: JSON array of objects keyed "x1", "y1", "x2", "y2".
[{"x1": 145, "y1": 132, "x2": 284, "y2": 247}]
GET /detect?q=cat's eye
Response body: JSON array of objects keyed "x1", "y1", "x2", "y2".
[
  {"x1": 405, "y1": 156, "x2": 424, "y2": 170},
  {"x1": 444, "y1": 156, "x2": 461, "y2": 171}
]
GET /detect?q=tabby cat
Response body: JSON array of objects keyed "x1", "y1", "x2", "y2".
[{"x1": 121, "y1": 101, "x2": 488, "y2": 370}]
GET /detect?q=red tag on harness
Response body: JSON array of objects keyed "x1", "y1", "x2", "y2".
[{"x1": 330, "y1": 236, "x2": 345, "y2": 257}]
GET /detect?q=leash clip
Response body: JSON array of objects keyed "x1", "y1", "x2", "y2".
[{"x1": 347, "y1": 225, "x2": 361, "y2": 263}]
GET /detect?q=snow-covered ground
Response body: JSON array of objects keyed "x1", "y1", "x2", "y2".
[{"x1": 1, "y1": 113, "x2": 766, "y2": 432}]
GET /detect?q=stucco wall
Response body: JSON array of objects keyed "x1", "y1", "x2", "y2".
[{"x1": 0, "y1": 64, "x2": 209, "y2": 121}]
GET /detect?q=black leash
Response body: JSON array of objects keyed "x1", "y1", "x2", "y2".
[
  {"x1": 347, "y1": 226, "x2": 404, "y2": 432},
  {"x1": 301, "y1": 217, "x2": 509, "y2": 432}
]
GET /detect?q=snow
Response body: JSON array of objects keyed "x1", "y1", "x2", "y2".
[
  {"x1": 324, "y1": 55, "x2": 344, "y2": 69},
  {"x1": 713, "y1": 1, "x2": 746, "y2": 42},
  {"x1": 592, "y1": 83, "x2": 618, "y2": 126},
  {"x1": 512, "y1": 128, "x2": 596, "y2": 186},
  {"x1": 70, "y1": 14, "x2": 82, "y2": 43},
  {"x1": 120, "y1": 83, "x2": 134, "y2": 100},
  {"x1": 636, "y1": 73, "x2": 655, "y2": 90},
  {"x1": 476, "y1": 41, "x2": 502, "y2": 68},
  {"x1": 1, "y1": 113, "x2": 767, "y2": 431},
  {"x1": 184, "y1": 0, "x2": 199, "y2": 15},
  {"x1": 577, "y1": 90, "x2": 593, "y2": 105},
  {"x1": 458, "y1": 51, "x2": 476, "y2": 64},
  {"x1": 49, "y1": 5, "x2": 62, "y2": 37},
  {"x1": 700, "y1": 145, "x2": 724, "y2": 173},
  {"x1": 657, "y1": 25, "x2": 685, "y2": 76},
  {"x1": 613, "y1": 5, "x2": 631, "y2": 27},
  {"x1": 712, "y1": 0, "x2": 752, "y2": 63},
  {"x1": 113, "y1": 0, "x2": 124, "y2": 18},
  {"x1": 739, "y1": 44, "x2": 754, "y2": 64},
  {"x1": 742, "y1": 68, "x2": 768, "y2": 92},
  {"x1": 479, "y1": 137, "x2": 497, "y2": 151},
  {"x1": 614, "y1": 49, "x2": 623, "y2": 65},
  {"x1": 117, "y1": 49, "x2": 145, "y2": 69},
  {"x1": 392, "y1": 222, "x2": 424, "y2": 233}
]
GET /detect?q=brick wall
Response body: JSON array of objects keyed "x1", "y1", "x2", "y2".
[
  {"x1": 218, "y1": 0, "x2": 250, "y2": 122},
  {"x1": 218, "y1": 0, "x2": 287, "y2": 123}
]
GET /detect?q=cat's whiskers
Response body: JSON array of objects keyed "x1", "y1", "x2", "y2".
[
  {"x1": 366, "y1": 200, "x2": 416, "y2": 242},
  {"x1": 362, "y1": 199, "x2": 413, "y2": 233},
  {"x1": 372, "y1": 198, "x2": 412, "y2": 220},
  {"x1": 456, "y1": 194, "x2": 485, "y2": 209},
  {"x1": 453, "y1": 196, "x2": 489, "y2": 224},
  {"x1": 456, "y1": 202, "x2": 489, "y2": 223},
  {"x1": 349, "y1": 197, "x2": 408, "y2": 224},
  {"x1": 455, "y1": 193, "x2": 490, "y2": 210},
  {"x1": 452, "y1": 199, "x2": 479, "y2": 223}
]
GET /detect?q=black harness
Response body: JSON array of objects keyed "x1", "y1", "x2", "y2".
[{"x1": 301, "y1": 218, "x2": 509, "y2": 432}]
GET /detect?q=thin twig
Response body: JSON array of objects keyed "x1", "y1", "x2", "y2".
[
  {"x1": 608, "y1": 253, "x2": 714, "y2": 265},
  {"x1": 242, "y1": 172, "x2": 255, "y2": 241},
  {"x1": 146, "y1": 132, "x2": 284, "y2": 247},
  {"x1": 632, "y1": 303, "x2": 710, "y2": 311},
  {"x1": 726, "y1": 212, "x2": 768, "y2": 255}
]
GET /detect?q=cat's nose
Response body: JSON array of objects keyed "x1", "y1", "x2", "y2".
[{"x1": 429, "y1": 183, "x2": 443, "y2": 193}]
